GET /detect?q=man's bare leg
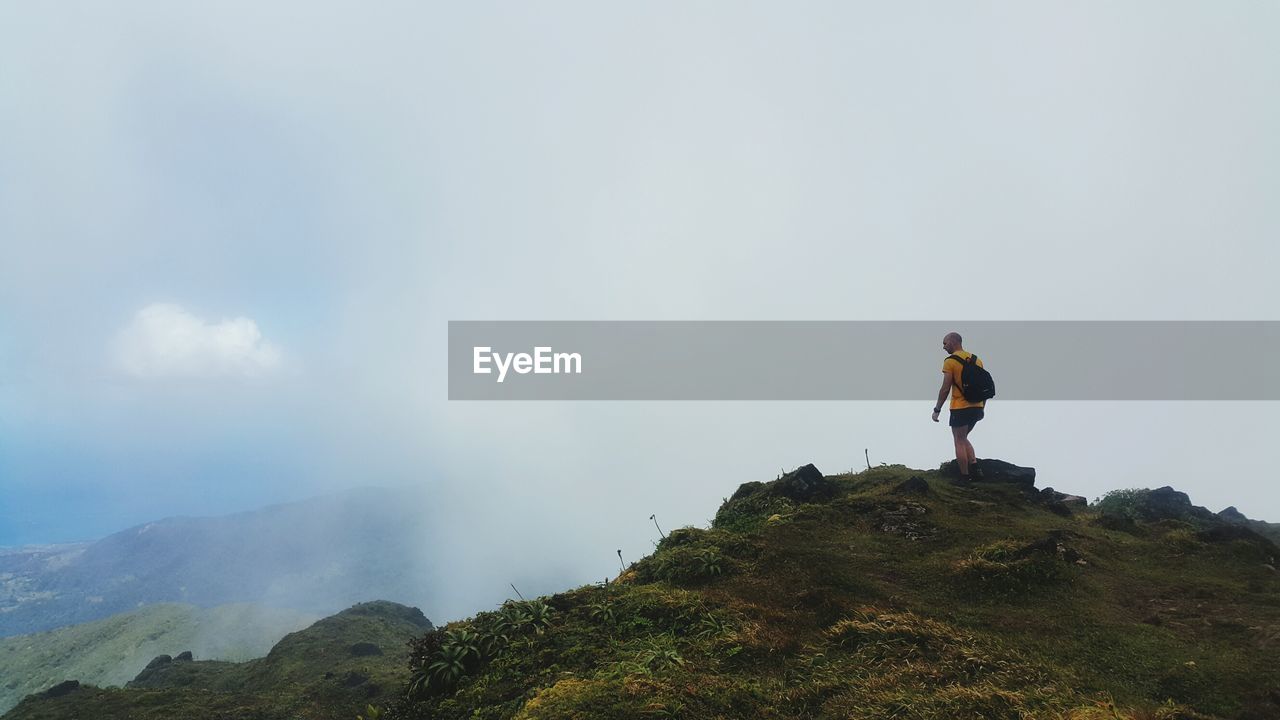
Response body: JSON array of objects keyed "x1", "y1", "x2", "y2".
[
  {"x1": 964, "y1": 428, "x2": 977, "y2": 477},
  {"x1": 951, "y1": 425, "x2": 971, "y2": 477}
]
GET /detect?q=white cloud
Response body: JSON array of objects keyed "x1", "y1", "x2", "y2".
[{"x1": 113, "y1": 303, "x2": 281, "y2": 379}]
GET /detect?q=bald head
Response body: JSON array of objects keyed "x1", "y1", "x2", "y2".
[{"x1": 942, "y1": 332, "x2": 963, "y2": 353}]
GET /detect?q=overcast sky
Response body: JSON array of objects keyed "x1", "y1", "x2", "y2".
[{"x1": 1, "y1": 2, "x2": 1277, "y2": 622}]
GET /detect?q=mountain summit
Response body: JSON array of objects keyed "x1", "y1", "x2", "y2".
[{"x1": 7, "y1": 461, "x2": 1279, "y2": 720}]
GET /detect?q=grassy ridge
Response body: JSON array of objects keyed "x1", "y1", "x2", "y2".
[
  {"x1": 384, "y1": 464, "x2": 1280, "y2": 720},
  {"x1": 7, "y1": 463, "x2": 1280, "y2": 719},
  {"x1": 0, "y1": 602, "x2": 319, "y2": 713},
  {"x1": 3, "y1": 601, "x2": 430, "y2": 720}
]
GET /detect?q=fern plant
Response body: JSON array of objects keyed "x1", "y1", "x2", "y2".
[
  {"x1": 696, "y1": 550, "x2": 723, "y2": 577},
  {"x1": 407, "y1": 628, "x2": 483, "y2": 697},
  {"x1": 636, "y1": 635, "x2": 685, "y2": 672},
  {"x1": 587, "y1": 600, "x2": 617, "y2": 626}
]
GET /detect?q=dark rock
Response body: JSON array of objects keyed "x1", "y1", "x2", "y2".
[
  {"x1": 771, "y1": 464, "x2": 836, "y2": 503},
  {"x1": 1218, "y1": 506, "x2": 1249, "y2": 523},
  {"x1": 1139, "y1": 486, "x2": 1216, "y2": 523},
  {"x1": 1038, "y1": 487, "x2": 1087, "y2": 513},
  {"x1": 976, "y1": 459, "x2": 1036, "y2": 486},
  {"x1": 145, "y1": 654, "x2": 173, "y2": 669},
  {"x1": 43, "y1": 680, "x2": 80, "y2": 698},
  {"x1": 892, "y1": 476, "x2": 930, "y2": 495},
  {"x1": 1045, "y1": 501, "x2": 1073, "y2": 517},
  {"x1": 1144, "y1": 486, "x2": 1192, "y2": 514},
  {"x1": 1045, "y1": 489, "x2": 1086, "y2": 506},
  {"x1": 1197, "y1": 524, "x2": 1280, "y2": 553},
  {"x1": 342, "y1": 671, "x2": 370, "y2": 687},
  {"x1": 1060, "y1": 494, "x2": 1088, "y2": 509},
  {"x1": 174, "y1": 651, "x2": 193, "y2": 662},
  {"x1": 940, "y1": 458, "x2": 1035, "y2": 487},
  {"x1": 349, "y1": 642, "x2": 382, "y2": 657}
]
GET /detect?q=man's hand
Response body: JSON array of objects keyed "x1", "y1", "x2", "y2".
[{"x1": 931, "y1": 409, "x2": 940, "y2": 423}]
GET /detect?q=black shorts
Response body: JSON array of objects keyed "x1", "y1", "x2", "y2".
[{"x1": 948, "y1": 407, "x2": 984, "y2": 429}]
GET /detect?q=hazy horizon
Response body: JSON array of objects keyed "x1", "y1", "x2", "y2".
[{"x1": 3, "y1": 1, "x2": 1277, "y2": 623}]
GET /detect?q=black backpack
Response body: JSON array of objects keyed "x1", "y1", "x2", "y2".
[{"x1": 947, "y1": 354, "x2": 996, "y2": 402}]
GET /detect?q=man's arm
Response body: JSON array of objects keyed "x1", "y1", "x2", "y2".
[{"x1": 932, "y1": 372, "x2": 952, "y2": 422}]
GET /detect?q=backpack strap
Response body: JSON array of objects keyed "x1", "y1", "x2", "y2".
[{"x1": 946, "y1": 354, "x2": 980, "y2": 393}]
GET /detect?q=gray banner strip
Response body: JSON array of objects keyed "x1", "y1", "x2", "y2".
[{"x1": 448, "y1": 321, "x2": 1280, "y2": 400}]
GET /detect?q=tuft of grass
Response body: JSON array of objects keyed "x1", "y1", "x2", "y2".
[
  {"x1": 630, "y1": 527, "x2": 756, "y2": 586},
  {"x1": 712, "y1": 493, "x2": 798, "y2": 534},
  {"x1": 1161, "y1": 528, "x2": 1203, "y2": 553},
  {"x1": 951, "y1": 538, "x2": 1074, "y2": 598}
]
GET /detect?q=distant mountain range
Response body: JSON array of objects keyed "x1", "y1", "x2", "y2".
[
  {"x1": 0, "y1": 486, "x2": 437, "y2": 638},
  {"x1": 3, "y1": 600, "x2": 431, "y2": 720},
  {"x1": 0, "y1": 601, "x2": 320, "y2": 714}
]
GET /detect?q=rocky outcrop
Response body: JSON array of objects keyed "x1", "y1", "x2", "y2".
[
  {"x1": 144, "y1": 654, "x2": 172, "y2": 670},
  {"x1": 729, "y1": 464, "x2": 837, "y2": 504},
  {"x1": 41, "y1": 680, "x2": 79, "y2": 698},
  {"x1": 1035, "y1": 487, "x2": 1088, "y2": 516},
  {"x1": 772, "y1": 464, "x2": 836, "y2": 503},
  {"x1": 1218, "y1": 506, "x2": 1248, "y2": 523},
  {"x1": 1135, "y1": 486, "x2": 1217, "y2": 523},
  {"x1": 1039, "y1": 488, "x2": 1088, "y2": 510},
  {"x1": 939, "y1": 459, "x2": 1036, "y2": 488}
]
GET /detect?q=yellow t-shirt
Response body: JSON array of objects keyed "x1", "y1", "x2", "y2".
[{"x1": 943, "y1": 350, "x2": 985, "y2": 410}]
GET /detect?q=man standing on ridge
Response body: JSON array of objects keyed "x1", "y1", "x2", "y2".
[{"x1": 932, "y1": 332, "x2": 985, "y2": 484}]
